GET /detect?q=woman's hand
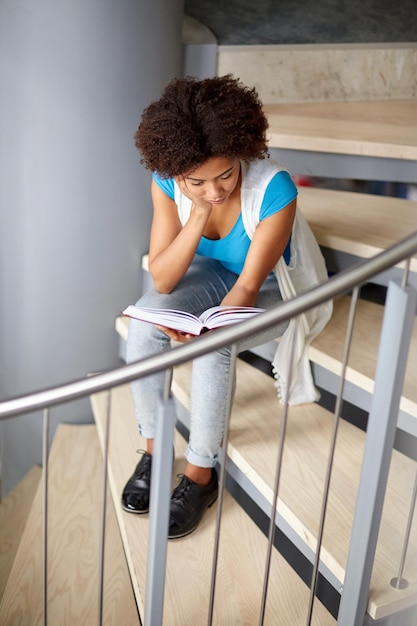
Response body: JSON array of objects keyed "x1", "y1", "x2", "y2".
[
  {"x1": 155, "y1": 325, "x2": 197, "y2": 343},
  {"x1": 175, "y1": 176, "x2": 213, "y2": 213}
]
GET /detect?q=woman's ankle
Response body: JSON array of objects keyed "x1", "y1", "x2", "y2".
[
  {"x1": 185, "y1": 463, "x2": 212, "y2": 486},
  {"x1": 146, "y1": 439, "x2": 154, "y2": 455}
]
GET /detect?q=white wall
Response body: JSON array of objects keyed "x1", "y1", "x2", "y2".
[{"x1": 0, "y1": 0, "x2": 184, "y2": 495}]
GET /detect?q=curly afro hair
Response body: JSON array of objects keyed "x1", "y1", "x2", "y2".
[{"x1": 134, "y1": 74, "x2": 269, "y2": 178}]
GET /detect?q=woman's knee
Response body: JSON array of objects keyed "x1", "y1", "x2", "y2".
[
  {"x1": 135, "y1": 288, "x2": 174, "y2": 310},
  {"x1": 126, "y1": 312, "x2": 170, "y2": 363}
]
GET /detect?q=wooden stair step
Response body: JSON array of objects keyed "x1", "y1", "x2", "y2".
[
  {"x1": 297, "y1": 185, "x2": 417, "y2": 276},
  {"x1": 172, "y1": 358, "x2": 417, "y2": 621},
  {"x1": 311, "y1": 294, "x2": 417, "y2": 426},
  {"x1": 115, "y1": 292, "x2": 417, "y2": 427},
  {"x1": 263, "y1": 100, "x2": 417, "y2": 160},
  {"x1": 0, "y1": 424, "x2": 139, "y2": 626},
  {"x1": 90, "y1": 385, "x2": 336, "y2": 625},
  {"x1": 0, "y1": 465, "x2": 42, "y2": 601}
]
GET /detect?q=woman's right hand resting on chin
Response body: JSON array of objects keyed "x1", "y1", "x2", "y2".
[{"x1": 174, "y1": 176, "x2": 214, "y2": 214}]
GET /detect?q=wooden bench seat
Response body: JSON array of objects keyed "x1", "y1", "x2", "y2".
[
  {"x1": 0, "y1": 424, "x2": 140, "y2": 625},
  {"x1": 171, "y1": 357, "x2": 417, "y2": 621},
  {"x1": 91, "y1": 385, "x2": 336, "y2": 625}
]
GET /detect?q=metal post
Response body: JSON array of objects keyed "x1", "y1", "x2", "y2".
[
  {"x1": 97, "y1": 389, "x2": 111, "y2": 626},
  {"x1": 307, "y1": 286, "x2": 360, "y2": 625},
  {"x1": 390, "y1": 469, "x2": 417, "y2": 589},
  {"x1": 337, "y1": 281, "x2": 417, "y2": 626},
  {"x1": 208, "y1": 342, "x2": 238, "y2": 625},
  {"x1": 259, "y1": 317, "x2": 300, "y2": 626},
  {"x1": 144, "y1": 368, "x2": 175, "y2": 626},
  {"x1": 42, "y1": 408, "x2": 50, "y2": 626}
]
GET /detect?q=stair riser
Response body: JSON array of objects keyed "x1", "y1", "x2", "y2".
[{"x1": 218, "y1": 44, "x2": 417, "y2": 103}]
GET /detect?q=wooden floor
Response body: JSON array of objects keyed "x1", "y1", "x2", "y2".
[
  {"x1": 0, "y1": 424, "x2": 139, "y2": 626},
  {"x1": 172, "y1": 358, "x2": 417, "y2": 621},
  {"x1": 91, "y1": 385, "x2": 336, "y2": 626}
]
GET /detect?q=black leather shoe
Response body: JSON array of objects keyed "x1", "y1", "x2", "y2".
[
  {"x1": 121, "y1": 451, "x2": 152, "y2": 514},
  {"x1": 168, "y1": 468, "x2": 218, "y2": 539}
]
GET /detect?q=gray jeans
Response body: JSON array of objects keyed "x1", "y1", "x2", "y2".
[{"x1": 126, "y1": 255, "x2": 288, "y2": 467}]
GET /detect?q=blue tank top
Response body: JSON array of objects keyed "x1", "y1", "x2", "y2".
[{"x1": 153, "y1": 169, "x2": 297, "y2": 274}]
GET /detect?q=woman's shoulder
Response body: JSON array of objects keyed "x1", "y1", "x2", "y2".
[{"x1": 152, "y1": 172, "x2": 175, "y2": 199}]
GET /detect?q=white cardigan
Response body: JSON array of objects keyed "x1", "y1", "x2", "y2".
[{"x1": 175, "y1": 159, "x2": 333, "y2": 405}]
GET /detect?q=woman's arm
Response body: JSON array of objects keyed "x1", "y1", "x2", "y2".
[
  {"x1": 148, "y1": 179, "x2": 212, "y2": 293},
  {"x1": 221, "y1": 198, "x2": 297, "y2": 307},
  {"x1": 160, "y1": 198, "x2": 296, "y2": 344}
]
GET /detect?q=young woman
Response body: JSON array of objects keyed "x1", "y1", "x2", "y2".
[{"x1": 122, "y1": 75, "x2": 332, "y2": 539}]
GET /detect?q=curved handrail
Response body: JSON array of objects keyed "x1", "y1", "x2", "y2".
[{"x1": 1, "y1": 230, "x2": 416, "y2": 419}]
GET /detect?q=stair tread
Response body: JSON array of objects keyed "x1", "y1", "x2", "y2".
[
  {"x1": 172, "y1": 358, "x2": 417, "y2": 621},
  {"x1": 0, "y1": 465, "x2": 42, "y2": 601},
  {"x1": 297, "y1": 186, "x2": 417, "y2": 273},
  {"x1": 91, "y1": 385, "x2": 336, "y2": 625},
  {"x1": 0, "y1": 424, "x2": 139, "y2": 626},
  {"x1": 311, "y1": 294, "x2": 417, "y2": 421},
  {"x1": 115, "y1": 291, "x2": 417, "y2": 423},
  {"x1": 263, "y1": 100, "x2": 417, "y2": 160}
]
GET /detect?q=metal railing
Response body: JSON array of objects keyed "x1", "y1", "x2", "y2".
[{"x1": 1, "y1": 231, "x2": 417, "y2": 626}]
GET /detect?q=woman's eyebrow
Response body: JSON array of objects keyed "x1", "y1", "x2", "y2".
[{"x1": 185, "y1": 166, "x2": 234, "y2": 181}]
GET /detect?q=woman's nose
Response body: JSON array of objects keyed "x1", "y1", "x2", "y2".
[{"x1": 207, "y1": 182, "x2": 222, "y2": 197}]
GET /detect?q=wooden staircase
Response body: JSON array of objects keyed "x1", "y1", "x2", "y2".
[
  {"x1": 111, "y1": 183, "x2": 417, "y2": 623},
  {"x1": 112, "y1": 301, "x2": 417, "y2": 623},
  {"x1": 1, "y1": 31, "x2": 416, "y2": 623},
  {"x1": 1, "y1": 176, "x2": 415, "y2": 626}
]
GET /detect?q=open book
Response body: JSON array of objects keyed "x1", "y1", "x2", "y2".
[{"x1": 122, "y1": 304, "x2": 265, "y2": 336}]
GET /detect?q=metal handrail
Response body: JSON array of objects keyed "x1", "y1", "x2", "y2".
[{"x1": 0, "y1": 230, "x2": 416, "y2": 420}]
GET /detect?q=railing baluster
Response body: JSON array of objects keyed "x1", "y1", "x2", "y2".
[
  {"x1": 306, "y1": 286, "x2": 360, "y2": 624},
  {"x1": 207, "y1": 342, "x2": 239, "y2": 626},
  {"x1": 97, "y1": 389, "x2": 111, "y2": 626},
  {"x1": 337, "y1": 280, "x2": 417, "y2": 626},
  {"x1": 42, "y1": 407, "x2": 50, "y2": 626},
  {"x1": 144, "y1": 368, "x2": 175, "y2": 626},
  {"x1": 401, "y1": 257, "x2": 411, "y2": 289},
  {"x1": 391, "y1": 468, "x2": 417, "y2": 589},
  {"x1": 258, "y1": 317, "x2": 299, "y2": 626}
]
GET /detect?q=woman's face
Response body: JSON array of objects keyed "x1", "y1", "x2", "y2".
[{"x1": 181, "y1": 157, "x2": 240, "y2": 206}]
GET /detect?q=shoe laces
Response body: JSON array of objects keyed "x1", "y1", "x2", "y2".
[
  {"x1": 171, "y1": 474, "x2": 193, "y2": 502},
  {"x1": 132, "y1": 449, "x2": 151, "y2": 480}
]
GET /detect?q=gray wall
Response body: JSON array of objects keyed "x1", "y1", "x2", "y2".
[{"x1": 0, "y1": 0, "x2": 185, "y2": 495}]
